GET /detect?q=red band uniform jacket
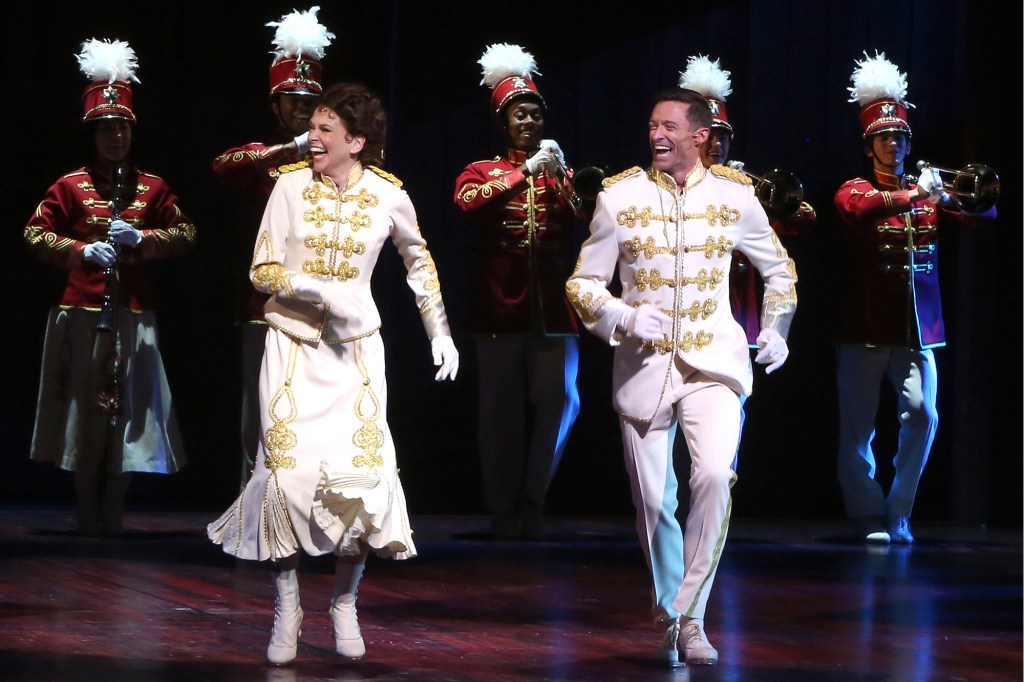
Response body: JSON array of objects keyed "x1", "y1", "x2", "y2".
[
  {"x1": 833, "y1": 168, "x2": 992, "y2": 350},
  {"x1": 24, "y1": 167, "x2": 196, "y2": 310},
  {"x1": 454, "y1": 149, "x2": 579, "y2": 336}
]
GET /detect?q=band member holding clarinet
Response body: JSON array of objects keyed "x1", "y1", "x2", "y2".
[
  {"x1": 453, "y1": 43, "x2": 582, "y2": 539},
  {"x1": 834, "y1": 52, "x2": 996, "y2": 544},
  {"x1": 212, "y1": 7, "x2": 333, "y2": 491},
  {"x1": 23, "y1": 38, "x2": 195, "y2": 536}
]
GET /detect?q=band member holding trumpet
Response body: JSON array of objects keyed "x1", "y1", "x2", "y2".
[
  {"x1": 679, "y1": 55, "x2": 815, "y2": 347},
  {"x1": 834, "y1": 52, "x2": 996, "y2": 544},
  {"x1": 212, "y1": 7, "x2": 333, "y2": 491},
  {"x1": 453, "y1": 43, "x2": 581, "y2": 539},
  {"x1": 23, "y1": 39, "x2": 195, "y2": 536}
]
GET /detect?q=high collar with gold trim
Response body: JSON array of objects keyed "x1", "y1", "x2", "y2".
[
  {"x1": 505, "y1": 148, "x2": 529, "y2": 165},
  {"x1": 647, "y1": 161, "x2": 706, "y2": 193},
  {"x1": 314, "y1": 161, "x2": 364, "y2": 191},
  {"x1": 873, "y1": 168, "x2": 905, "y2": 191}
]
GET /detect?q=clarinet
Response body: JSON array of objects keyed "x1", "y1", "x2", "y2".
[{"x1": 96, "y1": 164, "x2": 127, "y2": 332}]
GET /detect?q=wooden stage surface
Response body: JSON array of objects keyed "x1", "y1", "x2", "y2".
[{"x1": 0, "y1": 507, "x2": 1019, "y2": 681}]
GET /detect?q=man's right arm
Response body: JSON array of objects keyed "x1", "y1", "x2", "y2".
[{"x1": 565, "y1": 192, "x2": 634, "y2": 345}]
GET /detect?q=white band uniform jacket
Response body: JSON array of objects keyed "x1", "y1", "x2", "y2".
[
  {"x1": 567, "y1": 164, "x2": 797, "y2": 422},
  {"x1": 252, "y1": 163, "x2": 446, "y2": 343}
]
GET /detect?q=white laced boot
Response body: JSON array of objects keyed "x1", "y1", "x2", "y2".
[
  {"x1": 267, "y1": 568, "x2": 303, "y2": 665},
  {"x1": 679, "y1": 618, "x2": 719, "y2": 665},
  {"x1": 330, "y1": 551, "x2": 367, "y2": 658},
  {"x1": 330, "y1": 594, "x2": 365, "y2": 658}
]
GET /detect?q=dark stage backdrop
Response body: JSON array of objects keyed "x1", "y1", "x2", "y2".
[{"x1": 4, "y1": 1, "x2": 1020, "y2": 527}]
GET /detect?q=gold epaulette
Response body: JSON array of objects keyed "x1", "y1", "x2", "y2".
[
  {"x1": 278, "y1": 159, "x2": 311, "y2": 174},
  {"x1": 709, "y1": 164, "x2": 752, "y2": 185},
  {"x1": 602, "y1": 166, "x2": 643, "y2": 188},
  {"x1": 367, "y1": 165, "x2": 403, "y2": 187}
]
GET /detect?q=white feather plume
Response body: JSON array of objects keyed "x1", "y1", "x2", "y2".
[
  {"x1": 847, "y1": 51, "x2": 914, "y2": 108},
  {"x1": 267, "y1": 6, "x2": 335, "y2": 61},
  {"x1": 76, "y1": 38, "x2": 140, "y2": 84},
  {"x1": 677, "y1": 55, "x2": 732, "y2": 101},
  {"x1": 478, "y1": 43, "x2": 540, "y2": 87}
]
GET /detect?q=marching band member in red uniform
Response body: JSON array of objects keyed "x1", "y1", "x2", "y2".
[
  {"x1": 212, "y1": 7, "x2": 333, "y2": 489},
  {"x1": 679, "y1": 54, "x2": 816, "y2": 347},
  {"x1": 834, "y1": 52, "x2": 995, "y2": 544},
  {"x1": 24, "y1": 39, "x2": 195, "y2": 536},
  {"x1": 453, "y1": 44, "x2": 581, "y2": 539}
]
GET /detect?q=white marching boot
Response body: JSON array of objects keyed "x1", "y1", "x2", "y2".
[
  {"x1": 330, "y1": 594, "x2": 366, "y2": 659},
  {"x1": 267, "y1": 569, "x2": 303, "y2": 665}
]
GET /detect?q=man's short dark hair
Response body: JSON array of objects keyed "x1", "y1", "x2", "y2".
[{"x1": 653, "y1": 88, "x2": 713, "y2": 130}]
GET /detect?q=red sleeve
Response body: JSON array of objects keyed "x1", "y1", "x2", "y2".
[
  {"x1": 23, "y1": 177, "x2": 87, "y2": 270},
  {"x1": 453, "y1": 161, "x2": 528, "y2": 213},
  {"x1": 135, "y1": 176, "x2": 197, "y2": 260},
  {"x1": 212, "y1": 142, "x2": 280, "y2": 187},
  {"x1": 834, "y1": 177, "x2": 917, "y2": 225}
]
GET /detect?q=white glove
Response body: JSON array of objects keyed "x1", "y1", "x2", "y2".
[
  {"x1": 727, "y1": 160, "x2": 745, "y2": 171},
  {"x1": 525, "y1": 148, "x2": 554, "y2": 175},
  {"x1": 83, "y1": 242, "x2": 117, "y2": 267},
  {"x1": 539, "y1": 139, "x2": 566, "y2": 168},
  {"x1": 287, "y1": 274, "x2": 326, "y2": 303},
  {"x1": 108, "y1": 219, "x2": 142, "y2": 247},
  {"x1": 915, "y1": 167, "x2": 948, "y2": 204},
  {"x1": 624, "y1": 305, "x2": 673, "y2": 342},
  {"x1": 293, "y1": 131, "x2": 310, "y2": 155},
  {"x1": 754, "y1": 328, "x2": 789, "y2": 374},
  {"x1": 430, "y1": 335, "x2": 459, "y2": 381}
]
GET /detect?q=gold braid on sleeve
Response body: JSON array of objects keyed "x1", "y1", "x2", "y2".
[{"x1": 252, "y1": 263, "x2": 291, "y2": 294}]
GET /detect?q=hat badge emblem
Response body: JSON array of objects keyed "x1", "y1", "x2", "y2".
[
  {"x1": 708, "y1": 100, "x2": 720, "y2": 116},
  {"x1": 102, "y1": 85, "x2": 121, "y2": 104},
  {"x1": 880, "y1": 102, "x2": 896, "y2": 117},
  {"x1": 295, "y1": 60, "x2": 312, "y2": 79}
]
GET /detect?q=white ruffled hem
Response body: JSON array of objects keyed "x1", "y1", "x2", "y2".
[{"x1": 312, "y1": 462, "x2": 416, "y2": 560}]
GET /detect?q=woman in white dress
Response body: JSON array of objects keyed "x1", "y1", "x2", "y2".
[{"x1": 208, "y1": 82, "x2": 459, "y2": 665}]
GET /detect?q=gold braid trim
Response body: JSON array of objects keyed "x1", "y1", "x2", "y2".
[
  {"x1": 252, "y1": 263, "x2": 290, "y2": 294},
  {"x1": 366, "y1": 165, "x2": 403, "y2": 187},
  {"x1": 278, "y1": 159, "x2": 312, "y2": 174},
  {"x1": 602, "y1": 166, "x2": 643, "y2": 187},
  {"x1": 351, "y1": 340, "x2": 385, "y2": 469},
  {"x1": 709, "y1": 164, "x2": 753, "y2": 185},
  {"x1": 262, "y1": 341, "x2": 301, "y2": 472}
]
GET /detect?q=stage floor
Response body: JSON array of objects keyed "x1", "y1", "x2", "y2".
[{"x1": 0, "y1": 507, "x2": 1019, "y2": 681}]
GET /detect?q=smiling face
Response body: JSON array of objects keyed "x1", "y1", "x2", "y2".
[
  {"x1": 93, "y1": 120, "x2": 133, "y2": 167},
  {"x1": 504, "y1": 99, "x2": 545, "y2": 152},
  {"x1": 649, "y1": 100, "x2": 708, "y2": 185},
  {"x1": 700, "y1": 128, "x2": 732, "y2": 168},
  {"x1": 308, "y1": 106, "x2": 365, "y2": 185},
  {"x1": 867, "y1": 131, "x2": 911, "y2": 175},
  {"x1": 273, "y1": 93, "x2": 317, "y2": 137}
]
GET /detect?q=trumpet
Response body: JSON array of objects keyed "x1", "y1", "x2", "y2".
[
  {"x1": 729, "y1": 162, "x2": 805, "y2": 220},
  {"x1": 96, "y1": 164, "x2": 127, "y2": 333},
  {"x1": 914, "y1": 160, "x2": 999, "y2": 213},
  {"x1": 545, "y1": 153, "x2": 607, "y2": 216}
]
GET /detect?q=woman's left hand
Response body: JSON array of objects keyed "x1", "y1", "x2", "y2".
[{"x1": 430, "y1": 336, "x2": 459, "y2": 381}]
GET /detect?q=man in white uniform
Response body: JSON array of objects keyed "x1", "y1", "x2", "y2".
[{"x1": 566, "y1": 88, "x2": 797, "y2": 666}]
